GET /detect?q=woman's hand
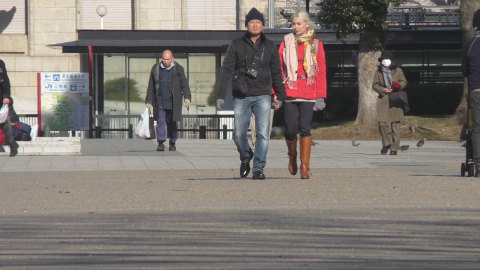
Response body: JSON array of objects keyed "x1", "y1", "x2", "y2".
[{"x1": 383, "y1": 88, "x2": 393, "y2": 94}]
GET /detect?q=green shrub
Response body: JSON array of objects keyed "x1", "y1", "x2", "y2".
[
  {"x1": 405, "y1": 83, "x2": 463, "y2": 115},
  {"x1": 207, "y1": 83, "x2": 216, "y2": 106},
  {"x1": 323, "y1": 85, "x2": 359, "y2": 120},
  {"x1": 104, "y1": 77, "x2": 143, "y2": 102}
]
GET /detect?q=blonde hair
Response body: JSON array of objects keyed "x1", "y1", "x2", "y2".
[{"x1": 292, "y1": 11, "x2": 312, "y2": 31}]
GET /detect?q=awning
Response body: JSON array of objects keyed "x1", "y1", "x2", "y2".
[{"x1": 51, "y1": 27, "x2": 462, "y2": 54}]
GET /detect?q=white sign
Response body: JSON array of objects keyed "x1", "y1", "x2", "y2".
[
  {"x1": 41, "y1": 72, "x2": 89, "y2": 93},
  {"x1": 39, "y1": 72, "x2": 90, "y2": 131}
]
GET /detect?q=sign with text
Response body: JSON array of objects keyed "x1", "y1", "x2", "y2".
[{"x1": 39, "y1": 72, "x2": 90, "y2": 131}]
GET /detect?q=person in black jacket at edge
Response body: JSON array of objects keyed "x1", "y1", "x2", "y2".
[
  {"x1": 216, "y1": 8, "x2": 286, "y2": 180},
  {"x1": 462, "y1": 10, "x2": 480, "y2": 176},
  {"x1": 0, "y1": 59, "x2": 19, "y2": 157}
]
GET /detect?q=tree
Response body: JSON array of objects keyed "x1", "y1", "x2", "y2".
[
  {"x1": 317, "y1": 0, "x2": 405, "y2": 131},
  {"x1": 447, "y1": 0, "x2": 480, "y2": 124},
  {"x1": 104, "y1": 77, "x2": 143, "y2": 102}
]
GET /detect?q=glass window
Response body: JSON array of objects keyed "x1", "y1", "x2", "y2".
[
  {"x1": 129, "y1": 58, "x2": 157, "y2": 115},
  {"x1": 104, "y1": 55, "x2": 127, "y2": 115},
  {"x1": 0, "y1": 1, "x2": 26, "y2": 34},
  {"x1": 188, "y1": 54, "x2": 216, "y2": 115}
]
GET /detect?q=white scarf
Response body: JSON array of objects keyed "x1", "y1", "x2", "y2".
[{"x1": 161, "y1": 61, "x2": 175, "y2": 70}]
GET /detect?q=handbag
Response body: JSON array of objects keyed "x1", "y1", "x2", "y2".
[
  {"x1": 388, "y1": 90, "x2": 408, "y2": 107},
  {"x1": 0, "y1": 128, "x2": 5, "y2": 145},
  {"x1": 232, "y1": 73, "x2": 248, "y2": 94},
  {"x1": 147, "y1": 112, "x2": 156, "y2": 140}
]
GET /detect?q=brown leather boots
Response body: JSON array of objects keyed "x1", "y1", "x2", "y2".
[
  {"x1": 286, "y1": 139, "x2": 298, "y2": 175},
  {"x1": 286, "y1": 136, "x2": 312, "y2": 179}
]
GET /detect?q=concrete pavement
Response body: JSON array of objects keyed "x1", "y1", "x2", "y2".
[
  {"x1": 1, "y1": 139, "x2": 479, "y2": 269},
  {"x1": 0, "y1": 138, "x2": 467, "y2": 175}
]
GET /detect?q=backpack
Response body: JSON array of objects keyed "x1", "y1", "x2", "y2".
[{"x1": 12, "y1": 122, "x2": 32, "y2": 141}]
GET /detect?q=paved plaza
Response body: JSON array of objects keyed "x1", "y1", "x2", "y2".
[{"x1": 1, "y1": 139, "x2": 479, "y2": 269}]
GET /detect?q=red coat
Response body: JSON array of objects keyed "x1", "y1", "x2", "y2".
[{"x1": 278, "y1": 39, "x2": 327, "y2": 100}]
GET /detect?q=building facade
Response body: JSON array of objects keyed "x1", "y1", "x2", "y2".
[{"x1": 0, "y1": 0, "x2": 463, "y2": 138}]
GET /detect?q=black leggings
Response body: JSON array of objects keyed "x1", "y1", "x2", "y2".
[{"x1": 284, "y1": 102, "x2": 314, "y2": 141}]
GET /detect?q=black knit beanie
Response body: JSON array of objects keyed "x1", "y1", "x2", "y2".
[
  {"x1": 245, "y1": 8, "x2": 265, "y2": 27},
  {"x1": 474, "y1": 9, "x2": 480, "y2": 30}
]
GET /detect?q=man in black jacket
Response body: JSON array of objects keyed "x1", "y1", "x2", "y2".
[
  {"x1": 216, "y1": 8, "x2": 286, "y2": 180},
  {"x1": 0, "y1": 59, "x2": 19, "y2": 157},
  {"x1": 145, "y1": 50, "x2": 191, "y2": 152},
  {"x1": 462, "y1": 9, "x2": 480, "y2": 176}
]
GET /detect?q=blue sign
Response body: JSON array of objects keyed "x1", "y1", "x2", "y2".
[{"x1": 41, "y1": 72, "x2": 89, "y2": 93}]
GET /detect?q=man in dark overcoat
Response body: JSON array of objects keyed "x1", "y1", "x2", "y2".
[{"x1": 145, "y1": 50, "x2": 191, "y2": 151}]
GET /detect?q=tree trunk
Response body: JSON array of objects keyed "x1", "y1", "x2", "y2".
[
  {"x1": 354, "y1": 50, "x2": 381, "y2": 127},
  {"x1": 354, "y1": 26, "x2": 385, "y2": 135},
  {"x1": 447, "y1": 0, "x2": 480, "y2": 124}
]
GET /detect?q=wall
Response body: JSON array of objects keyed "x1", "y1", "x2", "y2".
[
  {"x1": 0, "y1": 0, "x2": 80, "y2": 114},
  {"x1": 136, "y1": 0, "x2": 185, "y2": 30}
]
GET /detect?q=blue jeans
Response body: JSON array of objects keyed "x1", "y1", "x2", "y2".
[{"x1": 233, "y1": 95, "x2": 271, "y2": 173}]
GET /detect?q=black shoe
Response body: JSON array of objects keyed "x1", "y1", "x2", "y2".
[
  {"x1": 10, "y1": 147, "x2": 18, "y2": 157},
  {"x1": 9, "y1": 141, "x2": 19, "y2": 157},
  {"x1": 240, "y1": 162, "x2": 250, "y2": 178},
  {"x1": 381, "y1": 145, "x2": 391, "y2": 155},
  {"x1": 390, "y1": 151, "x2": 397, "y2": 155},
  {"x1": 252, "y1": 171, "x2": 266, "y2": 180},
  {"x1": 169, "y1": 143, "x2": 176, "y2": 151},
  {"x1": 240, "y1": 149, "x2": 254, "y2": 178},
  {"x1": 157, "y1": 142, "x2": 165, "y2": 151}
]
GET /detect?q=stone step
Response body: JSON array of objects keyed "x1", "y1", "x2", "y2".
[{"x1": 0, "y1": 137, "x2": 82, "y2": 156}]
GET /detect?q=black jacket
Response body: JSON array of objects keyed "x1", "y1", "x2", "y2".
[
  {"x1": 145, "y1": 62, "x2": 191, "y2": 122},
  {"x1": 217, "y1": 32, "x2": 285, "y2": 101},
  {"x1": 462, "y1": 33, "x2": 480, "y2": 91},
  {"x1": 0, "y1": 60, "x2": 11, "y2": 98}
]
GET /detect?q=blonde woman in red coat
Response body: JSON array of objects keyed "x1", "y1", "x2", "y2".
[{"x1": 279, "y1": 11, "x2": 327, "y2": 179}]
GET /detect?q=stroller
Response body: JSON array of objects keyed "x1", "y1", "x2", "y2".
[{"x1": 461, "y1": 97, "x2": 476, "y2": 177}]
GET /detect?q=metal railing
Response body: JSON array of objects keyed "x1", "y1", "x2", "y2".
[
  {"x1": 17, "y1": 114, "x2": 236, "y2": 139},
  {"x1": 387, "y1": 5, "x2": 460, "y2": 27},
  {"x1": 179, "y1": 115, "x2": 234, "y2": 140},
  {"x1": 93, "y1": 115, "x2": 140, "y2": 139}
]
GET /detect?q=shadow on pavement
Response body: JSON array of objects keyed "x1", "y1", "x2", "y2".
[{"x1": 1, "y1": 206, "x2": 479, "y2": 269}]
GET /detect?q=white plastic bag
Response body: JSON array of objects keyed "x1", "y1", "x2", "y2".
[
  {"x1": 30, "y1": 125, "x2": 38, "y2": 141},
  {"x1": 0, "y1": 104, "x2": 9, "y2": 124},
  {"x1": 135, "y1": 108, "x2": 150, "y2": 138}
]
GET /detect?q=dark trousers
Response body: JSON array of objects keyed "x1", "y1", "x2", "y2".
[
  {"x1": 157, "y1": 109, "x2": 177, "y2": 144},
  {"x1": 470, "y1": 91, "x2": 480, "y2": 168},
  {"x1": 284, "y1": 102, "x2": 314, "y2": 141}
]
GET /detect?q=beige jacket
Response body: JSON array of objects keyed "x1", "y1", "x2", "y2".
[{"x1": 372, "y1": 67, "x2": 408, "y2": 122}]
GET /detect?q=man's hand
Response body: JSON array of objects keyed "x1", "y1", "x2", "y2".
[
  {"x1": 314, "y1": 98, "x2": 325, "y2": 111},
  {"x1": 216, "y1": 99, "x2": 224, "y2": 111},
  {"x1": 146, "y1": 103, "x2": 152, "y2": 109},
  {"x1": 3, "y1": 98, "x2": 10, "y2": 104},
  {"x1": 184, "y1": 99, "x2": 191, "y2": 108}
]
